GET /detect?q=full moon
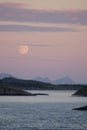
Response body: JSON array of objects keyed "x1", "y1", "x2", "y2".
[{"x1": 19, "y1": 45, "x2": 29, "y2": 55}]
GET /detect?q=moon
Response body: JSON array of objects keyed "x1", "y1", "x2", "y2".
[{"x1": 19, "y1": 45, "x2": 29, "y2": 55}]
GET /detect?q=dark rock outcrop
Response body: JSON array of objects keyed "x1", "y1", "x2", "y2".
[
  {"x1": 73, "y1": 105, "x2": 87, "y2": 111},
  {"x1": 0, "y1": 86, "x2": 48, "y2": 96},
  {"x1": 73, "y1": 87, "x2": 87, "y2": 97},
  {"x1": 0, "y1": 86, "x2": 36, "y2": 96},
  {"x1": 34, "y1": 93, "x2": 48, "y2": 96}
]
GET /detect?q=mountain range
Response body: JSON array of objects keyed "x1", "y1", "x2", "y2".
[
  {"x1": 0, "y1": 73, "x2": 75, "y2": 84},
  {"x1": 0, "y1": 73, "x2": 86, "y2": 90},
  {"x1": 27, "y1": 76, "x2": 76, "y2": 85},
  {"x1": 0, "y1": 73, "x2": 12, "y2": 79},
  {"x1": 53, "y1": 76, "x2": 75, "y2": 84},
  {"x1": 33, "y1": 76, "x2": 75, "y2": 84}
]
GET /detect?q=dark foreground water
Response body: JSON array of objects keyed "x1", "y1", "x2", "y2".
[{"x1": 0, "y1": 91, "x2": 87, "y2": 130}]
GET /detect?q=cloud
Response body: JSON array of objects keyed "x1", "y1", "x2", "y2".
[
  {"x1": 0, "y1": 2, "x2": 87, "y2": 25},
  {"x1": 26, "y1": 43, "x2": 67, "y2": 47},
  {"x1": 0, "y1": 25, "x2": 77, "y2": 32},
  {"x1": 27, "y1": 44, "x2": 51, "y2": 47},
  {"x1": 0, "y1": 55, "x2": 66, "y2": 62}
]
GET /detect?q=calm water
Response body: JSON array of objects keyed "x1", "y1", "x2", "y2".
[{"x1": 0, "y1": 91, "x2": 87, "y2": 130}]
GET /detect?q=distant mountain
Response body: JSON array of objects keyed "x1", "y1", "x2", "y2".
[
  {"x1": 33, "y1": 77, "x2": 51, "y2": 83},
  {"x1": 32, "y1": 76, "x2": 75, "y2": 85},
  {"x1": 0, "y1": 73, "x2": 12, "y2": 79},
  {"x1": 0, "y1": 77, "x2": 84, "y2": 90},
  {"x1": 53, "y1": 76, "x2": 75, "y2": 85}
]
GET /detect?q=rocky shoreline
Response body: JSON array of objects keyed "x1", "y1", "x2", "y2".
[
  {"x1": 73, "y1": 105, "x2": 87, "y2": 111},
  {"x1": 72, "y1": 87, "x2": 87, "y2": 111},
  {"x1": 0, "y1": 86, "x2": 48, "y2": 96},
  {"x1": 72, "y1": 87, "x2": 87, "y2": 97}
]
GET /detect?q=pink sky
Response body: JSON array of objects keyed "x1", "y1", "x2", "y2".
[{"x1": 0, "y1": 0, "x2": 87, "y2": 83}]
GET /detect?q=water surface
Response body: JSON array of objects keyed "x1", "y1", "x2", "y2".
[
  {"x1": 0, "y1": 91, "x2": 87, "y2": 130},
  {"x1": 0, "y1": 90, "x2": 86, "y2": 103}
]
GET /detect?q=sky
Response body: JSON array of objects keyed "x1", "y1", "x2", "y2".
[{"x1": 0, "y1": 0, "x2": 87, "y2": 83}]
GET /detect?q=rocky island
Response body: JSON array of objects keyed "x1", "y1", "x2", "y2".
[
  {"x1": 73, "y1": 87, "x2": 87, "y2": 97},
  {"x1": 72, "y1": 87, "x2": 87, "y2": 111},
  {"x1": 73, "y1": 105, "x2": 87, "y2": 111},
  {"x1": 0, "y1": 86, "x2": 35, "y2": 96},
  {"x1": 0, "y1": 86, "x2": 48, "y2": 96}
]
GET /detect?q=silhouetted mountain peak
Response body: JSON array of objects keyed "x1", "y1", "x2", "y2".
[
  {"x1": 53, "y1": 76, "x2": 75, "y2": 84},
  {"x1": 0, "y1": 73, "x2": 12, "y2": 79},
  {"x1": 32, "y1": 76, "x2": 75, "y2": 85},
  {"x1": 33, "y1": 77, "x2": 51, "y2": 83}
]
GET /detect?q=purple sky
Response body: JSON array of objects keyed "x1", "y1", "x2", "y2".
[{"x1": 0, "y1": 0, "x2": 87, "y2": 83}]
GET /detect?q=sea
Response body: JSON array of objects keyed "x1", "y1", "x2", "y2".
[{"x1": 0, "y1": 90, "x2": 87, "y2": 130}]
